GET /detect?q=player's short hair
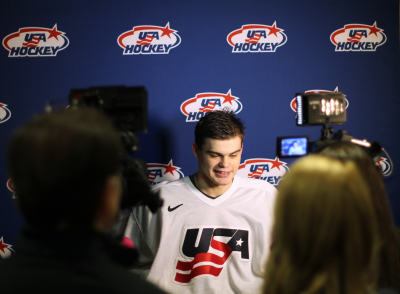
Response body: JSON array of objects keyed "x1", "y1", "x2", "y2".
[
  {"x1": 8, "y1": 108, "x2": 121, "y2": 228},
  {"x1": 194, "y1": 110, "x2": 245, "y2": 150}
]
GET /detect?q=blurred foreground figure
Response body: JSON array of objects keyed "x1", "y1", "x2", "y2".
[
  {"x1": 263, "y1": 155, "x2": 380, "y2": 294},
  {"x1": 0, "y1": 108, "x2": 165, "y2": 294},
  {"x1": 317, "y1": 141, "x2": 400, "y2": 291}
]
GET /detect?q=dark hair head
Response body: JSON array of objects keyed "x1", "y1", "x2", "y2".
[
  {"x1": 316, "y1": 141, "x2": 400, "y2": 290},
  {"x1": 7, "y1": 108, "x2": 122, "y2": 229},
  {"x1": 194, "y1": 110, "x2": 245, "y2": 150}
]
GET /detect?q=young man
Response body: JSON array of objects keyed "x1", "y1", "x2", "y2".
[
  {"x1": 119, "y1": 110, "x2": 277, "y2": 293},
  {"x1": 0, "y1": 108, "x2": 165, "y2": 294}
]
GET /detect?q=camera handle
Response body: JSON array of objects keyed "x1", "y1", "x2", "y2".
[{"x1": 320, "y1": 124, "x2": 335, "y2": 141}]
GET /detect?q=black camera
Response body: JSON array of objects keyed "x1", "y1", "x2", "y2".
[
  {"x1": 69, "y1": 86, "x2": 163, "y2": 212},
  {"x1": 277, "y1": 92, "x2": 348, "y2": 159},
  {"x1": 276, "y1": 92, "x2": 391, "y2": 176}
]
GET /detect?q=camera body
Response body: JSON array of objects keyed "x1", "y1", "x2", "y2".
[
  {"x1": 277, "y1": 92, "x2": 384, "y2": 168},
  {"x1": 276, "y1": 92, "x2": 393, "y2": 176},
  {"x1": 69, "y1": 86, "x2": 163, "y2": 212},
  {"x1": 70, "y1": 86, "x2": 147, "y2": 153},
  {"x1": 277, "y1": 92, "x2": 348, "y2": 159}
]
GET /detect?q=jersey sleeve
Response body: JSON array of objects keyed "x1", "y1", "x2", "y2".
[{"x1": 114, "y1": 203, "x2": 162, "y2": 278}]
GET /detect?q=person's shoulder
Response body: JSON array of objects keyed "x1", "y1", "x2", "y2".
[
  {"x1": 104, "y1": 269, "x2": 167, "y2": 294},
  {"x1": 88, "y1": 267, "x2": 165, "y2": 294},
  {"x1": 150, "y1": 177, "x2": 187, "y2": 191},
  {"x1": 376, "y1": 289, "x2": 400, "y2": 294},
  {"x1": 235, "y1": 175, "x2": 277, "y2": 193},
  {"x1": 88, "y1": 250, "x2": 167, "y2": 294}
]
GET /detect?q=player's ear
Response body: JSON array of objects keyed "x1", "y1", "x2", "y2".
[{"x1": 192, "y1": 143, "x2": 200, "y2": 159}]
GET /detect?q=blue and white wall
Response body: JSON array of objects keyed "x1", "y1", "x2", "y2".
[{"x1": 1, "y1": 0, "x2": 399, "y2": 256}]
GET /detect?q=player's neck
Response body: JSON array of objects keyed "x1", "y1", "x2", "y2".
[{"x1": 194, "y1": 172, "x2": 233, "y2": 197}]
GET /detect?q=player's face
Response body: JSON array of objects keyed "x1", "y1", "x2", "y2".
[{"x1": 193, "y1": 136, "x2": 243, "y2": 189}]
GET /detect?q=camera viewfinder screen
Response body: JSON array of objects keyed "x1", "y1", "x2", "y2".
[{"x1": 281, "y1": 137, "x2": 307, "y2": 156}]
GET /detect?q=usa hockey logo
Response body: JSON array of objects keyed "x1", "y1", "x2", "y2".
[
  {"x1": 7, "y1": 178, "x2": 16, "y2": 198},
  {"x1": 175, "y1": 227, "x2": 249, "y2": 284},
  {"x1": 147, "y1": 160, "x2": 184, "y2": 185},
  {"x1": 0, "y1": 103, "x2": 11, "y2": 123},
  {"x1": 180, "y1": 90, "x2": 242, "y2": 122},
  {"x1": 3, "y1": 24, "x2": 69, "y2": 57},
  {"x1": 377, "y1": 157, "x2": 392, "y2": 177},
  {"x1": 118, "y1": 22, "x2": 181, "y2": 55},
  {"x1": 0, "y1": 237, "x2": 14, "y2": 259},
  {"x1": 290, "y1": 87, "x2": 349, "y2": 113},
  {"x1": 236, "y1": 158, "x2": 289, "y2": 186},
  {"x1": 227, "y1": 22, "x2": 287, "y2": 53},
  {"x1": 331, "y1": 22, "x2": 386, "y2": 52}
]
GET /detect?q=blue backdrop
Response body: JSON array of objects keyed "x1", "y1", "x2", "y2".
[{"x1": 1, "y1": 0, "x2": 399, "y2": 257}]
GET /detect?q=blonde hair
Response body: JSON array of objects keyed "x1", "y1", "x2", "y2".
[{"x1": 263, "y1": 155, "x2": 380, "y2": 294}]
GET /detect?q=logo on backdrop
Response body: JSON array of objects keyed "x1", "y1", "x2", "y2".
[
  {"x1": 0, "y1": 237, "x2": 14, "y2": 259},
  {"x1": 0, "y1": 103, "x2": 11, "y2": 123},
  {"x1": 377, "y1": 157, "x2": 392, "y2": 176},
  {"x1": 7, "y1": 178, "x2": 16, "y2": 198},
  {"x1": 180, "y1": 90, "x2": 243, "y2": 122},
  {"x1": 331, "y1": 22, "x2": 386, "y2": 52},
  {"x1": 227, "y1": 22, "x2": 287, "y2": 53},
  {"x1": 290, "y1": 87, "x2": 349, "y2": 113},
  {"x1": 118, "y1": 22, "x2": 181, "y2": 55},
  {"x1": 2, "y1": 24, "x2": 69, "y2": 57},
  {"x1": 174, "y1": 228, "x2": 249, "y2": 284},
  {"x1": 147, "y1": 160, "x2": 184, "y2": 185},
  {"x1": 237, "y1": 158, "x2": 289, "y2": 186}
]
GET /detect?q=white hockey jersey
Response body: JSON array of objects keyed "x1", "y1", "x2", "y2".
[{"x1": 120, "y1": 175, "x2": 277, "y2": 294}]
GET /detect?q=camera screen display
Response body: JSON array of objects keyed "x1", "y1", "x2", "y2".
[{"x1": 277, "y1": 136, "x2": 309, "y2": 158}]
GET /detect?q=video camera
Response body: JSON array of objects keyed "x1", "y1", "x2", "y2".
[
  {"x1": 276, "y1": 92, "x2": 392, "y2": 176},
  {"x1": 69, "y1": 86, "x2": 163, "y2": 212}
]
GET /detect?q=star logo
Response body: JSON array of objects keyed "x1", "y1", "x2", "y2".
[
  {"x1": 163, "y1": 159, "x2": 179, "y2": 176},
  {"x1": 368, "y1": 21, "x2": 382, "y2": 36},
  {"x1": 160, "y1": 22, "x2": 177, "y2": 39},
  {"x1": 237, "y1": 158, "x2": 289, "y2": 186},
  {"x1": 118, "y1": 23, "x2": 181, "y2": 55},
  {"x1": 236, "y1": 238, "x2": 244, "y2": 246},
  {"x1": 222, "y1": 89, "x2": 237, "y2": 105},
  {"x1": 147, "y1": 160, "x2": 184, "y2": 184},
  {"x1": 331, "y1": 22, "x2": 386, "y2": 51},
  {"x1": 269, "y1": 157, "x2": 286, "y2": 170},
  {"x1": 267, "y1": 21, "x2": 282, "y2": 37},
  {"x1": 0, "y1": 237, "x2": 14, "y2": 258},
  {"x1": 227, "y1": 23, "x2": 287, "y2": 53},
  {"x1": 180, "y1": 90, "x2": 243, "y2": 122},
  {"x1": 47, "y1": 24, "x2": 64, "y2": 40}
]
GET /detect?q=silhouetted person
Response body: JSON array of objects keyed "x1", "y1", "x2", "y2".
[{"x1": 0, "y1": 108, "x2": 166, "y2": 294}]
